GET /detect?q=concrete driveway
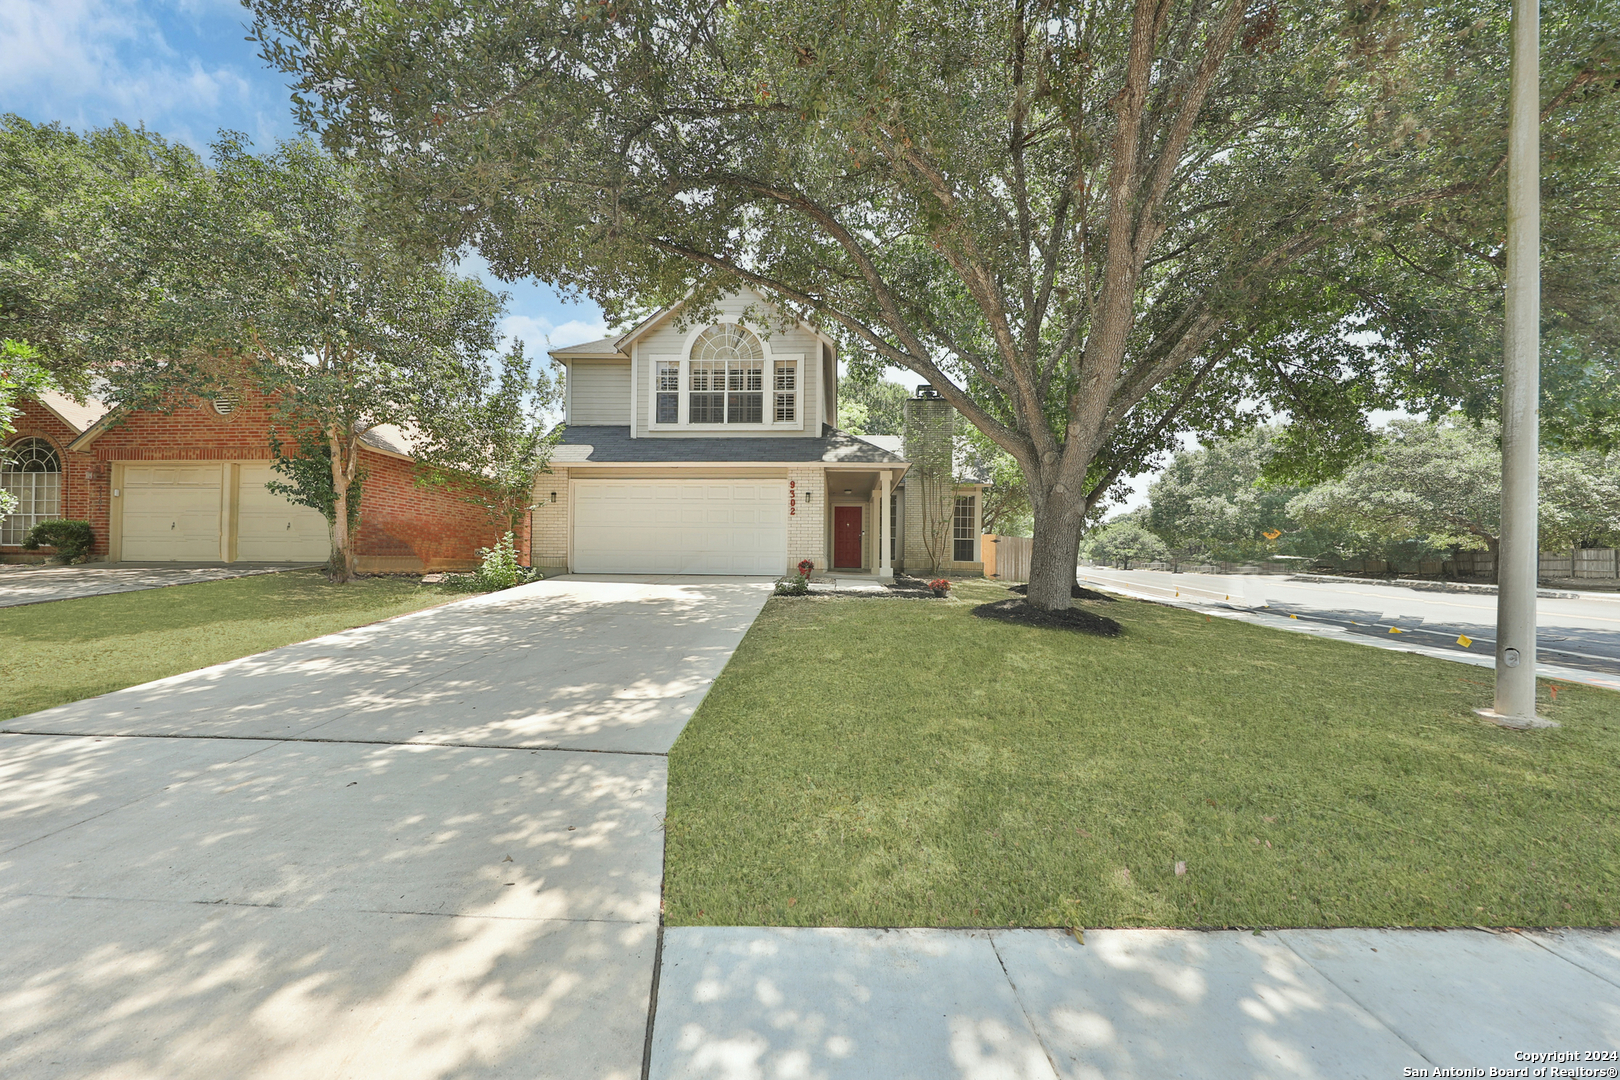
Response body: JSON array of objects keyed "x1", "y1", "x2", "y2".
[
  {"x1": 0, "y1": 562, "x2": 313, "y2": 608},
  {"x1": 0, "y1": 575, "x2": 773, "y2": 1080}
]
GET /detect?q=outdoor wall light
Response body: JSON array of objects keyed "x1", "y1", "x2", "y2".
[
  {"x1": 844, "y1": 488, "x2": 852, "y2": 495},
  {"x1": 550, "y1": 492, "x2": 557, "y2": 502}
]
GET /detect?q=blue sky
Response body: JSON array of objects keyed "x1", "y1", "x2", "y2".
[{"x1": 0, "y1": 0, "x2": 610, "y2": 354}]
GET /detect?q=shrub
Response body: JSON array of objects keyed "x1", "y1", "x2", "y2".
[
  {"x1": 474, "y1": 531, "x2": 524, "y2": 589},
  {"x1": 774, "y1": 573, "x2": 810, "y2": 596},
  {"x1": 23, "y1": 519, "x2": 95, "y2": 563}
]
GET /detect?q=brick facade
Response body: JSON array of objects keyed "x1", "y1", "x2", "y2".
[
  {"x1": 528, "y1": 467, "x2": 570, "y2": 573},
  {"x1": 2, "y1": 389, "x2": 519, "y2": 571},
  {"x1": 787, "y1": 466, "x2": 826, "y2": 572}
]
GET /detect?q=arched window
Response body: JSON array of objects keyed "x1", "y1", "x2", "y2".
[
  {"x1": 689, "y1": 324, "x2": 765, "y2": 424},
  {"x1": 1, "y1": 438, "x2": 62, "y2": 546}
]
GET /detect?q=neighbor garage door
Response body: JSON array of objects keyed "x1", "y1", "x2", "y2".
[
  {"x1": 120, "y1": 464, "x2": 225, "y2": 561},
  {"x1": 236, "y1": 463, "x2": 331, "y2": 562},
  {"x1": 572, "y1": 480, "x2": 787, "y2": 574}
]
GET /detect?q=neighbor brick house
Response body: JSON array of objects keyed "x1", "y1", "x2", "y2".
[
  {"x1": 1, "y1": 386, "x2": 514, "y2": 571},
  {"x1": 530, "y1": 287, "x2": 986, "y2": 578}
]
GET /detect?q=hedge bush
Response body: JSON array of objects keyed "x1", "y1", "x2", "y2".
[{"x1": 23, "y1": 519, "x2": 96, "y2": 563}]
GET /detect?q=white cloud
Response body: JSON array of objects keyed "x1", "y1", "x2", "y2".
[
  {"x1": 500, "y1": 314, "x2": 610, "y2": 353},
  {"x1": 0, "y1": 0, "x2": 266, "y2": 149}
]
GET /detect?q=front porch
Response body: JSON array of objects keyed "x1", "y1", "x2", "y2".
[{"x1": 823, "y1": 467, "x2": 901, "y2": 580}]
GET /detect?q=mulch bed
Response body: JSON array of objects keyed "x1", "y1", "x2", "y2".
[
  {"x1": 1007, "y1": 582, "x2": 1116, "y2": 602},
  {"x1": 972, "y1": 597, "x2": 1123, "y2": 636}
]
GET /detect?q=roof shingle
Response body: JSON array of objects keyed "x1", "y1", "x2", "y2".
[{"x1": 553, "y1": 425, "x2": 908, "y2": 465}]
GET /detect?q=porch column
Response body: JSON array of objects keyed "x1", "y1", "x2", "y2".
[{"x1": 878, "y1": 470, "x2": 892, "y2": 578}]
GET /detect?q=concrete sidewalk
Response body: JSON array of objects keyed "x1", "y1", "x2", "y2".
[
  {"x1": 0, "y1": 562, "x2": 312, "y2": 607},
  {"x1": 649, "y1": 926, "x2": 1620, "y2": 1079}
]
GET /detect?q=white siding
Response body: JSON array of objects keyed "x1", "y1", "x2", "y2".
[
  {"x1": 632, "y1": 290, "x2": 825, "y2": 438},
  {"x1": 567, "y1": 361, "x2": 631, "y2": 424}
]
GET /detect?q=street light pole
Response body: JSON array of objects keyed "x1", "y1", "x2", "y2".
[{"x1": 1480, "y1": 0, "x2": 1554, "y2": 727}]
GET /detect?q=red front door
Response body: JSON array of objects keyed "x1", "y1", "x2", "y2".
[{"x1": 834, "y1": 505, "x2": 863, "y2": 569}]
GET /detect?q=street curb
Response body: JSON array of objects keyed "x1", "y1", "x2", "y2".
[{"x1": 1289, "y1": 572, "x2": 1581, "y2": 600}]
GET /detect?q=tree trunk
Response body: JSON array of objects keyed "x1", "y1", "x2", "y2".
[
  {"x1": 328, "y1": 429, "x2": 356, "y2": 583},
  {"x1": 1024, "y1": 483, "x2": 1088, "y2": 611}
]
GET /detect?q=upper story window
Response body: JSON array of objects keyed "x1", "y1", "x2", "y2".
[
  {"x1": 1, "y1": 438, "x2": 62, "y2": 546},
  {"x1": 691, "y1": 324, "x2": 765, "y2": 425},
  {"x1": 647, "y1": 322, "x2": 802, "y2": 429},
  {"x1": 656, "y1": 360, "x2": 680, "y2": 423},
  {"x1": 774, "y1": 360, "x2": 797, "y2": 422}
]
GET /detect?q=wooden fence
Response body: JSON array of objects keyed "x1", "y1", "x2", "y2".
[{"x1": 987, "y1": 534, "x2": 1032, "y2": 582}]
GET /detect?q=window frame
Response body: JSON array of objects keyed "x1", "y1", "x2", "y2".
[
  {"x1": 953, "y1": 494, "x2": 978, "y2": 564},
  {"x1": 644, "y1": 328, "x2": 804, "y2": 432},
  {"x1": 1, "y1": 437, "x2": 64, "y2": 547}
]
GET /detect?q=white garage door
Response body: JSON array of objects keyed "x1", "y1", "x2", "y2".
[
  {"x1": 573, "y1": 480, "x2": 787, "y2": 575},
  {"x1": 236, "y1": 464, "x2": 331, "y2": 562},
  {"x1": 121, "y1": 464, "x2": 225, "y2": 561}
]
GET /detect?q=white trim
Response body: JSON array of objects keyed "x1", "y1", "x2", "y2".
[
  {"x1": 646, "y1": 342, "x2": 805, "y2": 433},
  {"x1": 879, "y1": 470, "x2": 892, "y2": 576},
  {"x1": 610, "y1": 284, "x2": 842, "y2": 358},
  {"x1": 629, "y1": 344, "x2": 638, "y2": 438}
]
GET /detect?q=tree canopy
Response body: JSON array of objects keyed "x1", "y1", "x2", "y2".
[
  {"x1": 1, "y1": 115, "x2": 211, "y2": 395},
  {"x1": 836, "y1": 378, "x2": 909, "y2": 437},
  {"x1": 1288, "y1": 416, "x2": 1620, "y2": 556},
  {"x1": 249, "y1": 0, "x2": 1620, "y2": 608}
]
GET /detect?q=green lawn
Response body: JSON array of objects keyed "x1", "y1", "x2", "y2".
[
  {"x1": 1, "y1": 570, "x2": 480, "y2": 721},
  {"x1": 664, "y1": 578, "x2": 1620, "y2": 930}
]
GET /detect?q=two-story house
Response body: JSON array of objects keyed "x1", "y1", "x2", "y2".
[{"x1": 534, "y1": 288, "x2": 986, "y2": 579}]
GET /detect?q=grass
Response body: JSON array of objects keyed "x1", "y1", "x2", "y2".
[
  {"x1": 664, "y1": 577, "x2": 1620, "y2": 930},
  {"x1": 1, "y1": 570, "x2": 481, "y2": 721}
]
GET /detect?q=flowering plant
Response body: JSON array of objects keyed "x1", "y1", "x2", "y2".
[
  {"x1": 928, "y1": 578, "x2": 951, "y2": 594},
  {"x1": 797, "y1": 559, "x2": 815, "y2": 577}
]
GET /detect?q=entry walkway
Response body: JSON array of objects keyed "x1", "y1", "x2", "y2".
[
  {"x1": 0, "y1": 562, "x2": 312, "y2": 607},
  {"x1": 0, "y1": 575, "x2": 773, "y2": 1080}
]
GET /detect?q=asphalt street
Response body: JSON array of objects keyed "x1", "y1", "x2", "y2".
[{"x1": 1076, "y1": 567, "x2": 1620, "y2": 690}]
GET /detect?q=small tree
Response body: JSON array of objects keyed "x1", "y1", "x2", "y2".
[
  {"x1": 961, "y1": 427, "x2": 1031, "y2": 537},
  {"x1": 906, "y1": 397, "x2": 957, "y2": 574},
  {"x1": 412, "y1": 342, "x2": 561, "y2": 544},
  {"x1": 1083, "y1": 515, "x2": 1169, "y2": 571},
  {"x1": 101, "y1": 135, "x2": 506, "y2": 582},
  {"x1": 267, "y1": 427, "x2": 364, "y2": 572}
]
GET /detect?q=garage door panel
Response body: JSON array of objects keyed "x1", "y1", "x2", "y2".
[
  {"x1": 572, "y1": 480, "x2": 787, "y2": 575},
  {"x1": 236, "y1": 464, "x2": 331, "y2": 562},
  {"x1": 121, "y1": 465, "x2": 224, "y2": 561}
]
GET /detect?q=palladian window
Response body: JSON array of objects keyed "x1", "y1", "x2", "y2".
[
  {"x1": 690, "y1": 324, "x2": 765, "y2": 424},
  {"x1": 1, "y1": 438, "x2": 62, "y2": 546}
]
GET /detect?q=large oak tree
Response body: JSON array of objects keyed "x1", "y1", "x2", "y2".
[{"x1": 251, "y1": 0, "x2": 1618, "y2": 609}]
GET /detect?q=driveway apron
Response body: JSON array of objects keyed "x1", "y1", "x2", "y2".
[{"x1": 0, "y1": 575, "x2": 772, "y2": 1080}]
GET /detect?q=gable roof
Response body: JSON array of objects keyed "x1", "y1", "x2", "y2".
[
  {"x1": 548, "y1": 286, "x2": 836, "y2": 364},
  {"x1": 855, "y1": 434, "x2": 903, "y2": 456},
  {"x1": 29, "y1": 391, "x2": 112, "y2": 435},
  {"x1": 550, "y1": 336, "x2": 628, "y2": 360},
  {"x1": 553, "y1": 425, "x2": 908, "y2": 467}
]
